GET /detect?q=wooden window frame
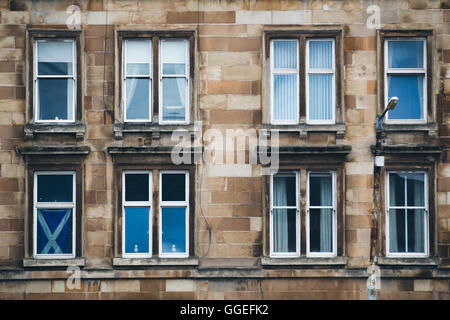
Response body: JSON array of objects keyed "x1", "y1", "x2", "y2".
[
  {"x1": 378, "y1": 30, "x2": 434, "y2": 125},
  {"x1": 264, "y1": 30, "x2": 343, "y2": 126},
  {"x1": 27, "y1": 29, "x2": 83, "y2": 125},
  {"x1": 122, "y1": 170, "x2": 153, "y2": 258},
  {"x1": 305, "y1": 38, "x2": 336, "y2": 124},
  {"x1": 116, "y1": 30, "x2": 195, "y2": 126},
  {"x1": 122, "y1": 39, "x2": 153, "y2": 123},
  {"x1": 385, "y1": 170, "x2": 429, "y2": 258},
  {"x1": 306, "y1": 170, "x2": 337, "y2": 258},
  {"x1": 264, "y1": 166, "x2": 345, "y2": 258},
  {"x1": 33, "y1": 171, "x2": 76, "y2": 259},
  {"x1": 159, "y1": 170, "x2": 190, "y2": 258},
  {"x1": 115, "y1": 165, "x2": 195, "y2": 259},
  {"x1": 269, "y1": 171, "x2": 300, "y2": 257},
  {"x1": 379, "y1": 163, "x2": 436, "y2": 259},
  {"x1": 27, "y1": 164, "x2": 83, "y2": 259}
]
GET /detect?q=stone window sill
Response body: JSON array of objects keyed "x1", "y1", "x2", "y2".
[
  {"x1": 376, "y1": 257, "x2": 440, "y2": 266},
  {"x1": 382, "y1": 123, "x2": 438, "y2": 137},
  {"x1": 23, "y1": 258, "x2": 85, "y2": 268},
  {"x1": 261, "y1": 256, "x2": 347, "y2": 266},
  {"x1": 113, "y1": 123, "x2": 197, "y2": 140},
  {"x1": 24, "y1": 123, "x2": 86, "y2": 140},
  {"x1": 260, "y1": 123, "x2": 346, "y2": 139},
  {"x1": 112, "y1": 257, "x2": 199, "y2": 267}
]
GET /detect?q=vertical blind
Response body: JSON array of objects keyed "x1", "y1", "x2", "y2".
[
  {"x1": 272, "y1": 40, "x2": 298, "y2": 122},
  {"x1": 308, "y1": 40, "x2": 334, "y2": 122}
]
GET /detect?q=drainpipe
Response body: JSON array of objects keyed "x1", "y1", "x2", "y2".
[
  {"x1": 368, "y1": 97, "x2": 398, "y2": 300},
  {"x1": 368, "y1": 120, "x2": 383, "y2": 300}
]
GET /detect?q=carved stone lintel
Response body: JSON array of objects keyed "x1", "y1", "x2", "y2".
[{"x1": 299, "y1": 130, "x2": 307, "y2": 139}]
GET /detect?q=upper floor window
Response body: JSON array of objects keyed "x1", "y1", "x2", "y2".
[
  {"x1": 306, "y1": 39, "x2": 335, "y2": 124},
  {"x1": 34, "y1": 39, "x2": 76, "y2": 123},
  {"x1": 266, "y1": 31, "x2": 341, "y2": 126},
  {"x1": 384, "y1": 38, "x2": 427, "y2": 123},
  {"x1": 121, "y1": 36, "x2": 190, "y2": 124},
  {"x1": 386, "y1": 171, "x2": 429, "y2": 257},
  {"x1": 123, "y1": 40, "x2": 152, "y2": 122},
  {"x1": 270, "y1": 39, "x2": 299, "y2": 124}
]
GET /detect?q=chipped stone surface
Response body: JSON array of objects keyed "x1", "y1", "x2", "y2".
[{"x1": 0, "y1": 0, "x2": 448, "y2": 300}]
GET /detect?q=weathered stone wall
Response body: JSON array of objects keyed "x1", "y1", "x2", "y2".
[{"x1": 0, "y1": 0, "x2": 449, "y2": 299}]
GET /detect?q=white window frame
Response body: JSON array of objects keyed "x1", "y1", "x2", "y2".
[
  {"x1": 269, "y1": 171, "x2": 300, "y2": 258},
  {"x1": 270, "y1": 39, "x2": 299, "y2": 125},
  {"x1": 159, "y1": 170, "x2": 189, "y2": 258},
  {"x1": 34, "y1": 39, "x2": 76, "y2": 123},
  {"x1": 33, "y1": 171, "x2": 76, "y2": 259},
  {"x1": 122, "y1": 39, "x2": 153, "y2": 123},
  {"x1": 306, "y1": 170, "x2": 337, "y2": 258},
  {"x1": 122, "y1": 170, "x2": 153, "y2": 258},
  {"x1": 306, "y1": 38, "x2": 336, "y2": 125},
  {"x1": 386, "y1": 171, "x2": 429, "y2": 258},
  {"x1": 384, "y1": 37, "x2": 427, "y2": 124},
  {"x1": 159, "y1": 39, "x2": 190, "y2": 125}
]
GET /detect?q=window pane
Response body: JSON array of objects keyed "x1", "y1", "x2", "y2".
[
  {"x1": 125, "y1": 173, "x2": 149, "y2": 202},
  {"x1": 308, "y1": 74, "x2": 333, "y2": 121},
  {"x1": 309, "y1": 174, "x2": 332, "y2": 207},
  {"x1": 388, "y1": 40, "x2": 424, "y2": 69},
  {"x1": 387, "y1": 75, "x2": 424, "y2": 120},
  {"x1": 273, "y1": 208, "x2": 297, "y2": 253},
  {"x1": 161, "y1": 207, "x2": 186, "y2": 253},
  {"x1": 37, "y1": 174, "x2": 73, "y2": 202},
  {"x1": 162, "y1": 40, "x2": 187, "y2": 75},
  {"x1": 273, "y1": 40, "x2": 297, "y2": 69},
  {"x1": 309, "y1": 208, "x2": 333, "y2": 253},
  {"x1": 36, "y1": 209, "x2": 73, "y2": 255},
  {"x1": 125, "y1": 40, "x2": 151, "y2": 76},
  {"x1": 309, "y1": 40, "x2": 332, "y2": 69},
  {"x1": 162, "y1": 78, "x2": 186, "y2": 121},
  {"x1": 124, "y1": 207, "x2": 149, "y2": 254},
  {"x1": 389, "y1": 173, "x2": 405, "y2": 207},
  {"x1": 389, "y1": 209, "x2": 406, "y2": 253},
  {"x1": 37, "y1": 41, "x2": 73, "y2": 75},
  {"x1": 407, "y1": 209, "x2": 425, "y2": 253},
  {"x1": 126, "y1": 78, "x2": 150, "y2": 120},
  {"x1": 162, "y1": 173, "x2": 186, "y2": 202},
  {"x1": 406, "y1": 173, "x2": 425, "y2": 207},
  {"x1": 273, "y1": 174, "x2": 296, "y2": 207},
  {"x1": 273, "y1": 74, "x2": 297, "y2": 122},
  {"x1": 38, "y1": 78, "x2": 73, "y2": 121}
]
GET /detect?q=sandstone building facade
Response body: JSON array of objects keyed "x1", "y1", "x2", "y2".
[{"x1": 0, "y1": 0, "x2": 449, "y2": 299}]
